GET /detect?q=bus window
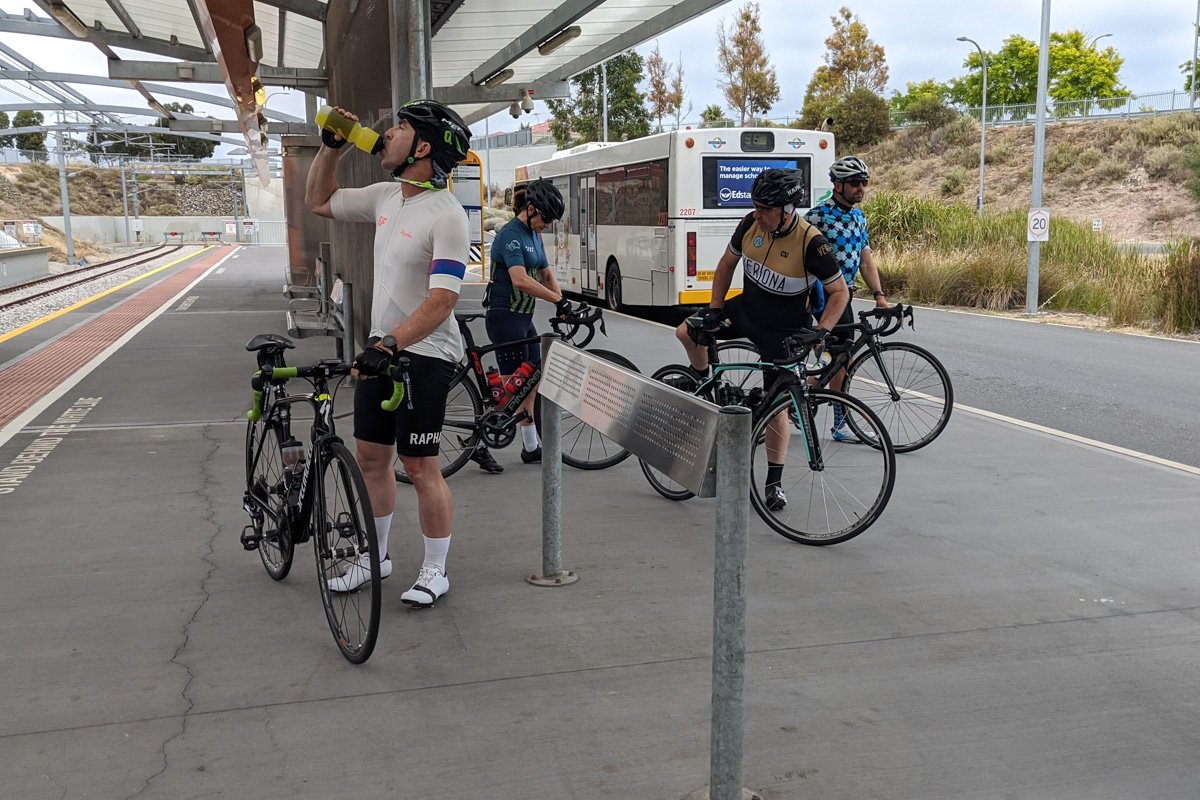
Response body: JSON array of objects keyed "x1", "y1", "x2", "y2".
[
  {"x1": 614, "y1": 161, "x2": 669, "y2": 226},
  {"x1": 596, "y1": 167, "x2": 622, "y2": 226}
]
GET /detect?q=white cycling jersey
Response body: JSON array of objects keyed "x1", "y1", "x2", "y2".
[{"x1": 331, "y1": 182, "x2": 470, "y2": 363}]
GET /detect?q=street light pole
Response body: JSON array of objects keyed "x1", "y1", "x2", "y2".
[
  {"x1": 1026, "y1": 0, "x2": 1053, "y2": 316},
  {"x1": 958, "y1": 37, "x2": 988, "y2": 218},
  {"x1": 601, "y1": 60, "x2": 608, "y2": 142},
  {"x1": 1088, "y1": 33, "x2": 1113, "y2": 48},
  {"x1": 55, "y1": 132, "x2": 75, "y2": 265},
  {"x1": 1193, "y1": 1, "x2": 1200, "y2": 112}
]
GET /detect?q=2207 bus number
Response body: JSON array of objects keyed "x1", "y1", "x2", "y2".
[{"x1": 679, "y1": 208, "x2": 697, "y2": 216}]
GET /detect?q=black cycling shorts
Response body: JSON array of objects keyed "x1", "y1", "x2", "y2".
[
  {"x1": 484, "y1": 308, "x2": 540, "y2": 374},
  {"x1": 715, "y1": 294, "x2": 811, "y2": 362},
  {"x1": 353, "y1": 349, "x2": 458, "y2": 458}
]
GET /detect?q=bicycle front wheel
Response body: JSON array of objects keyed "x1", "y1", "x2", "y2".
[
  {"x1": 843, "y1": 342, "x2": 953, "y2": 452},
  {"x1": 395, "y1": 369, "x2": 483, "y2": 484},
  {"x1": 637, "y1": 365, "x2": 698, "y2": 501},
  {"x1": 245, "y1": 415, "x2": 294, "y2": 581},
  {"x1": 750, "y1": 389, "x2": 895, "y2": 545},
  {"x1": 315, "y1": 441, "x2": 380, "y2": 664},
  {"x1": 534, "y1": 348, "x2": 640, "y2": 470}
]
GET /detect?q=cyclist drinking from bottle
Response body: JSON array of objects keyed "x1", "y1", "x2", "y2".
[
  {"x1": 472, "y1": 178, "x2": 569, "y2": 469},
  {"x1": 673, "y1": 167, "x2": 849, "y2": 511},
  {"x1": 305, "y1": 99, "x2": 471, "y2": 608}
]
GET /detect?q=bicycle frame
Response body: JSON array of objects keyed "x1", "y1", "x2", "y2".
[{"x1": 455, "y1": 317, "x2": 546, "y2": 417}]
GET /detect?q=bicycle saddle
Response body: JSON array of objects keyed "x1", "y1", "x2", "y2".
[
  {"x1": 455, "y1": 313, "x2": 484, "y2": 323},
  {"x1": 245, "y1": 333, "x2": 295, "y2": 352}
]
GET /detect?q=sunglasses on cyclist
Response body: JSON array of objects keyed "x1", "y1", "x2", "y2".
[
  {"x1": 752, "y1": 204, "x2": 780, "y2": 214},
  {"x1": 843, "y1": 178, "x2": 868, "y2": 188}
]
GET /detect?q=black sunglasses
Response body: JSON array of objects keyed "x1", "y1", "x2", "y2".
[{"x1": 844, "y1": 178, "x2": 868, "y2": 188}]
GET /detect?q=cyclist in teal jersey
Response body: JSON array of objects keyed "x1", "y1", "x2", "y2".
[{"x1": 471, "y1": 179, "x2": 569, "y2": 470}]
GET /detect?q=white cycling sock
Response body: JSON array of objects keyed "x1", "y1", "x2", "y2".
[
  {"x1": 423, "y1": 534, "x2": 450, "y2": 574},
  {"x1": 521, "y1": 424, "x2": 540, "y2": 452},
  {"x1": 374, "y1": 513, "x2": 393, "y2": 563}
]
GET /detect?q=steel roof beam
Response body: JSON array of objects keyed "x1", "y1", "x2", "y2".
[
  {"x1": 7, "y1": 122, "x2": 244, "y2": 145},
  {"x1": 181, "y1": 0, "x2": 213, "y2": 54},
  {"x1": 430, "y1": 0, "x2": 467, "y2": 36},
  {"x1": 0, "y1": 42, "x2": 118, "y2": 124},
  {"x1": 433, "y1": 80, "x2": 569, "y2": 106},
  {"x1": 0, "y1": 102, "x2": 182, "y2": 115},
  {"x1": 102, "y1": 0, "x2": 141, "y2": 37},
  {"x1": 0, "y1": 10, "x2": 214, "y2": 61},
  {"x1": 461, "y1": 102, "x2": 509, "y2": 126},
  {"x1": 456, "y1": 0, "x2": 606, "y2": 88},
  {"x1": 108, "y1": 61, "x2": 327, "y2": 90},
  {"x1": 277, "y1": 9, "x2": 286, "y2": 66},
  {"x1": 0, "y1": 70, "x2": 302, "y2": 122},
  {"x1": 257, "y1": 0, "x2": 327, "y2": 23},
  {"x1": 546, "y1": 0, "x2": 734, "y2": 82}
]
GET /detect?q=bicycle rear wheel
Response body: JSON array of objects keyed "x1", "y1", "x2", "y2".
[
  {"x1": 533, "y1": 348, "x2": 640, "y2": 470},
  {"x1": 637, "y1": 365, "x2": 699, "y2": 501},
  {"x1": 315, "y1": 441, "x2": 380, "y2": 664},
  {"x1": 244, "y1": 415, "x2": 294, "y2": 580},
  {"x1": 843, "y1": 342, "x2": 953, "y2": 452},
  {"x1": 713, "y1": 340, "x2": 764, "y2": 404},
  {"x1": 395, "y1": 369, "x2": 484, "y2": 484},
  {"x1": 750, "y1": 389, "x2": 895, "y2": 545}
]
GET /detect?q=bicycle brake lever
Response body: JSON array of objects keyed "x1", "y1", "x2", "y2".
[{"x1": 599, "y1": 315, "x2": 607, "y2": 337}]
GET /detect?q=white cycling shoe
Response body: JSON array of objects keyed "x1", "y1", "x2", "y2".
[
  {"x1": 327, "y1": 556, "x2": 392, "y2": 594},
  {"x1": 400, "y1": 566, "x2": 449, "y2": 608}
]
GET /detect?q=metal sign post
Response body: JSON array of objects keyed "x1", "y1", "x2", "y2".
[{"x1": 528, "y1": 334, "x2": 577, "y2": 587}]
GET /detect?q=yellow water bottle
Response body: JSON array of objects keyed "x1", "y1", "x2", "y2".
[{"x1": 315, "y1": 105, "x2": 383, "y2": 154}]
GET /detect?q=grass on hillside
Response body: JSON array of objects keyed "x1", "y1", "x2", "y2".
[{"x1": 865, "y1": 191, "x2": 1200, "y2": 334}]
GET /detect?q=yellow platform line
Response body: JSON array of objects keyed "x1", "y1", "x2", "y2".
[{"x1": 0, "y1": 247, "x2": 213, "y2": 345}]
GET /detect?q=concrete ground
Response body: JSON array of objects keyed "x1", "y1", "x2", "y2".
[{"x1": 2, "y1": 247, "x2": 1199, "y2": 800}]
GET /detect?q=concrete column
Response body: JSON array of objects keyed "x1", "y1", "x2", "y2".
[{"x1": 390, "y1": 0, "x2": 432, "y2": 114}]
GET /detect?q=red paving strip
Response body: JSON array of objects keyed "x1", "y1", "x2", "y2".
[{"x1": 0, "y1": 247, "x2": 233, "y2": 430}]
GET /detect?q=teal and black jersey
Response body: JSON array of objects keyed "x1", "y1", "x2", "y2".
[
  {"x1": 488, "y1": 216, "x2": 548, "y2": 314},
  {"x1": 804, "y1": 199, "x2": 870, "y2": 286}
]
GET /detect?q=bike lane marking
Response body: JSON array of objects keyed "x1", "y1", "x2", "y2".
[{"x1": 0, "y1": 246, "x2": 241, "y2": 451}]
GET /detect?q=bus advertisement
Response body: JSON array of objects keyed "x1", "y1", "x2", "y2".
[{"x1": 513, "y1": 128, "x2": 835, "y2": 309}]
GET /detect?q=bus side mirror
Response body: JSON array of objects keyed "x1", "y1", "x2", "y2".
[{"x1": 504, "y1": 187, "x2": 513, "y2": 206}]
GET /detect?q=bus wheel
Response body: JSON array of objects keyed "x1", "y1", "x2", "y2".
[{"x1": 605, "y1": 263, "x2": 622, "y2": 311}]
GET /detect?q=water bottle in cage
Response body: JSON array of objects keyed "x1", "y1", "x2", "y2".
[
  {"x1": 502, "y1": 362, "x2": 535, "y2": 398},
  {"x1": 486, "y1": 367, "x2": 508, "y2": 405},
  {"x1": 281, "y1": 438, "x2": 306, "y2": 506}
]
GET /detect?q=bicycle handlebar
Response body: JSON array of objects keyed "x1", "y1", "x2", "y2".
[
  {"x1": 246, "y1": 358, "x2": 409, "y2": 421},
  {"x1": 548, "y1": 300, "x2": 606, "y2": 348},
  {"x1": 855, "y1": 303, "x2": 914, "y2": 337}
]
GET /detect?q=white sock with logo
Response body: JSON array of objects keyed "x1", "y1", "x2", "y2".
[
  {"x1": 521, "y1": 424, "x2": 539, "y2": 452},
  {"x1": 423, "y1": 534, "x2": 450, "y2": 575},
  {"x1": 374, "y1": 513, "x2": 393, "y2": 563}
]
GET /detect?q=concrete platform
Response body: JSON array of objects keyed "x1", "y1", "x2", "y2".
[{"x1": 2, "y1": 247, "x2": 1199, "y2": 799}]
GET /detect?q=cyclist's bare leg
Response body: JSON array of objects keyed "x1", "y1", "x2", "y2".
[
  {"x1": 397, "y1": 454, "x2": 453, "y2": 538},
  {"x1": 675, "y1": 322, "x2": 709, "y2": 372},
  {"x1": 765, "y1": 412, "x2": 790, "y2": 463},
  {"x1": 356, "y1": 439, "x2": 397, "y2": 517}
]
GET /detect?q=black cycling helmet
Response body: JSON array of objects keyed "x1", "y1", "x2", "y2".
[
  {"x1": 829, "y1": 155, "x2": 869, "y2": 183},
  {"x1": 751, "y1": 168, "x2": 805, "y2": 210},
  {"x1": 395, "y1": 98, "x2": 472, "y2": 178},
  {"x1": 523, "y1": 179, "x2": 564, "y2": 223}
]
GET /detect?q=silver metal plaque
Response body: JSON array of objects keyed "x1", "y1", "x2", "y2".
[{"x1": 540, "y1": 341, "x2": 720, "y2": 496}]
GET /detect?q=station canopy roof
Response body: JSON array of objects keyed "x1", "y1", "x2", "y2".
[{"x1": 0, "y1": 0, "x2": 732, "y2": 137}]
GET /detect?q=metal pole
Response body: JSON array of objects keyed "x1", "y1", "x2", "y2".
[
  {"x1": 1193, "y1": 0, "x2": 1199, "y2": 112},
  {"x1": 485, "y1": 114, "x2": 492, "y2": 206},
  {"x1": 528, "y1": 334, "x2": 578, "y2": 587},
  {"x1": 231, "y1": 168, "x2": 240, "y2": 243},
  {"x1": 601, "y1": 60, "x2": 608, "y2": 142},
  {"x1": 119, "y1": 159, "x2": 130, "y2": 247},
  {"x1": 709, "y1": 406, "x2": 752, "y2": 800},
  {"x1": 1025, "y1": 0, "x2": 1052, "y2": 315},
  {"x1": 959, "y1": 38, "x2": 987, "y2": 218},
  {"x1": 131, "y1": 170, "x2": 140, "y2": 242},
  {"x1": 56, "y1": 134, "x2": 75, "y2": 265}
]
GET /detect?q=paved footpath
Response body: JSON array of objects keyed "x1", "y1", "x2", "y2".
[{"x1": 1, "y1": 249, "x2": 1198, "y2": 800}]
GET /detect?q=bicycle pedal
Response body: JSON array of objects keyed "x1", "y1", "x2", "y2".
[{"x1": 240, "y1": 525, "x2": 261, "y2": 551}]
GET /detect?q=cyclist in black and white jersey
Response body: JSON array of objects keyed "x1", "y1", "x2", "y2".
[
  {"x1": 674, "y1": 168, "x2": 849, "y2": 511},
  {"x1": 306, "y1": 99, "x2": 471, "y2": 608}
]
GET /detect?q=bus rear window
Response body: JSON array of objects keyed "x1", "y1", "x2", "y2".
[{"x1": 702, "y1": 157, "x2": 809, "y2": 210}]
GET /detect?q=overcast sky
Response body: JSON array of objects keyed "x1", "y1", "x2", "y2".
[{"x1": 1, "y1": 0, "x2": 1197, "y2": 148}]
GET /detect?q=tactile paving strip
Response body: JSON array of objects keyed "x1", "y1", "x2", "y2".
[{"x1": 0, "y1": 248, "x2": 232, "y2": 430}]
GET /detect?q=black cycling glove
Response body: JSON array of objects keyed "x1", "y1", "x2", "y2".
[
  {"x1": 701, "y1": 306, "x2": 728, "y2": 331},
  {"x1": 352, "y1": 345, "x2": 392, "y2": 376},
  {"x1": 555, "y1": 298, "x2": 573, "y2": 318},
  {"x1": 321, "y1": 128, "x2": 347, "y2": 150}
]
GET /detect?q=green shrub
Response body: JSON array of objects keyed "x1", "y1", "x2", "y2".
[
  {"x1": 1163, "y1": 238, "x2": 1200, "y2": 332},
  {"x1": 985, "y1": 140, "x2": 1017, "y2": 165},
  {"x1": 829, "y1": 88, "x2": 892, "y2": 151},
  {"x1": 949, "y1": 146, "x2": 978, "y2": 170},
  {"x1": 1077, "y1": 147, "x2": 1103, "y2": 169},
  {"x1": 1111, "y1": 136, "x2": 1142, "y2": 165},
  {"x1": 1130, "y1": 113, "x2": 1200, "y2": 149},
  {"x1": 1144, "y1": 145, "x2": 1183, "y2": 180},
  {"x1": 906, "y1": 96, "x2": 957, "y2": 130},
  {"x1": 930, "y1": 115, "x2": 978, "y2": 149},
  {"x1": 1091, "y1": 156, "x2": 1130, "y2": 183},
  {"x1": 940, "y1": 167, "x2": 969, "y2": 196},
  {"x1": 1045, "y1": 143, "x2": 1082, "y2": 175}
]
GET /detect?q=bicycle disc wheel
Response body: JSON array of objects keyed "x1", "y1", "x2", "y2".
[
  {"x1": 245, "y1": 415, "x2": 294, "y2": 580},
  {"x1": 843, "y1": 342, "x2": 953, "y2": 453},
  {"x1": 315, "y1": 441, "x2": 380, "y2": 664},
  {"x1": 750, "y1": 389, "x2": 895, "y2": 545},
  {"x1": 637, "y1": 365, "x2": 699, "y2": 501},
  {"x1": 538, "y1": 348, "x2": 640, "y2": 470},
  {"x1": 395, "y1": 370, "x2": 483, "y2": 484}
]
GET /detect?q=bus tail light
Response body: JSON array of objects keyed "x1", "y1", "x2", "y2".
[{"x1": 687, "y1": 232, "x2": 697, "y2": 276}]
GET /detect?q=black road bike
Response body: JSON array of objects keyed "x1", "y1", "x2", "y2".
[
  {"x1": 241, "y1": 333, "x2": 405, "y2": 664},
  {"x1": 395, "y1": 302, "x2": 639, "y2": 483},
  {"x1": 642, "y1": 328, "x2": 896, "y2": 545}
]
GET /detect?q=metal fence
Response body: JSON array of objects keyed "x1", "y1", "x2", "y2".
[
  {"x1": 890, "y1": 89, "x2": 1200, "y2": 129},
  {"x1": 242, "y1": 220, "x2": 287, "y2": 247},
  {"x1": 470, "y1": 128, "x2": 535, "y2": 150}
]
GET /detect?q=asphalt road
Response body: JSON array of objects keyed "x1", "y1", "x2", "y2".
[{"x1": 593, "y1": 299, "x2": 1200, "y2": 470}]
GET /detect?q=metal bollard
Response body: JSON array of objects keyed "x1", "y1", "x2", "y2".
[
  {"x1": 703, "y1": 406, "x2": 757, "y2": 800},
  {"x1": 528, "y1": 333, "x2": 578, "y2": 587}
]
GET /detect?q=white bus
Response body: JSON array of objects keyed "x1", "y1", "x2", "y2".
[{"x1": 513, "y1": 127, "x2": 836, "y2": 309}]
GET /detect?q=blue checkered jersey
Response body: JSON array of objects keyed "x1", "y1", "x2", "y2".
[{"x1": 804, "y1": 201, "x2": 870, "y2": 286}]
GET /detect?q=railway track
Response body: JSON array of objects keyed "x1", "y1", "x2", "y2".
[{"x1": 0, "y1": 245, "x2": 183, "y2": 312}]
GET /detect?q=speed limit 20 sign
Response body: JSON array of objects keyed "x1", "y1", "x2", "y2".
[{"x1": 1027, "y1": 208, "x2": 1050, "y2": 242}]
